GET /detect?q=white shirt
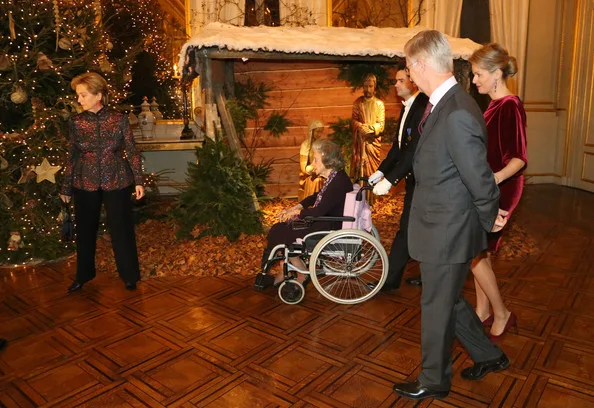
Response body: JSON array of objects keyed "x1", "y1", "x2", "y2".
[
  {"x1": 428, "y1": 75, "x2": 458, "y2": 112},
  {"x1": 398, "y1": 90, "x2": 420, "y2": 148}
]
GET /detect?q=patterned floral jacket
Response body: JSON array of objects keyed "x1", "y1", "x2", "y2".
[{"x1": 60, "y1": 107, "x2": 143, "y2": 195}]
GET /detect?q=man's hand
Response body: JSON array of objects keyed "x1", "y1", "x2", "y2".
[
  {"x1": 373, "y1": 178, "x2": 392, "y2": 196},
  {"x1": 368, "y1": 170, "x2": 384, "y2": 185},
  {"x1": 491, "y1": 208, "x2": 509, "y2": 232}
]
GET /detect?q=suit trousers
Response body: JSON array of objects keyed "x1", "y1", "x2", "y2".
[
  {"x1": 418, "y1": 261, "x2": 503, "y2": 390},
  {"x1": 73, "y1": 186, "x2": 140, "y2": 284},
  {"x1": 386, "y1": 185, "x2": 413, "y2": 287}
]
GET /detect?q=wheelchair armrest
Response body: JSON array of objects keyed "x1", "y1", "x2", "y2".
[{"x1": 303, "y1": 216, "x2": 356, "y2": 223}]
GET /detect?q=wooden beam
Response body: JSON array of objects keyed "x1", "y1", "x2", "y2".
[{"x1": 214, "y1": 88, "x2": 260, "y2": 212}]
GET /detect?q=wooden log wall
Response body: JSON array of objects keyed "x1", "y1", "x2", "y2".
[{"x1": 234, "y1": 60, "x2": 402, "y2": 198}]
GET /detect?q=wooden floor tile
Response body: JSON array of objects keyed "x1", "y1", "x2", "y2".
[{"x1": 1, "y1": 185, "x2": 594, "y2": 407}]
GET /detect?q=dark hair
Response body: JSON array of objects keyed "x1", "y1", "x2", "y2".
[
  {"x1": 71, "y1": 72, "x2": 109, "y2": 105},
  {"x1": 396, "y1": 62, "x2": 407, "y2": 72},
  {"x1": 312, "y1": 139, "x2": 345, "y2": 171},
  {"x1": 363, "y1": 73, "x2": 377, "y2": 87},
  {"x1": 469, "y1": 43, "x2": 518, "y2": 79}
]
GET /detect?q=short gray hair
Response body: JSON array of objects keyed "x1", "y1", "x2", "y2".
[
  {"x1": 405, "y1": 30, "x2": 453, "y2": 74},
  {"x1": 312, "y1": 139, "x2": 345, "y2": 171}
]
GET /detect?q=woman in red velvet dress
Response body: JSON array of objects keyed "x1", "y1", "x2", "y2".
[{"x1": 469, "y1": 43, "x2": 528, "y2": 340}]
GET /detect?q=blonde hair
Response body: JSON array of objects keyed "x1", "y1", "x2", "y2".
[
  {"x1": 71, "y1": 72, "x2": 109, "y2": 105},
  {"x1": 404, "y1": 30, "x2": 453, "y2": 74},
  {"x1": 469, "y1": 43, "x2": 518, "y2": 79}
]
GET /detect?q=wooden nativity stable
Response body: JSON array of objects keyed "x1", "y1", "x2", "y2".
[{"x1": 178, "y1": 23, "x2": 480, "y2": 197}]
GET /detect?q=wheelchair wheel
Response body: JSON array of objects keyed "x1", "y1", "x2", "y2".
[
  {"x1": 278, "y1": 280, "x2": 305, "y2": 305},
  {"x1": 309, "y1": 229, "x2": 388, "y2": 304}
]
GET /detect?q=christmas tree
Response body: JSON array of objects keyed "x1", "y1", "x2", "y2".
[{"x1": 0, "y1": 0, "x2": 138, "y2": 264}]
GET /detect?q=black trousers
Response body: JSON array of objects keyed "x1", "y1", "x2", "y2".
[
  {"x1": 418, "y1": 261, "x2": 503, "y2": 390},
  {"x1": 73, "y1": 186, "x2": 140, "y2": 284},
  {"x1": 386, "y1": 185, "x2": 414, "y2": 287}
]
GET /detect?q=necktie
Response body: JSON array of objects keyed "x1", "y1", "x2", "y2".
[{"x1": 418, "y1": 102, "x2": 433, "y2": 134}]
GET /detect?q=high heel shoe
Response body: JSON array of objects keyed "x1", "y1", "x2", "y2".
[
  {"x1": 481, "y1": 315, "x2": 494, "y2": 327},
  {"x1": 489, "y1": 312, "x2": 517, "y2": 342}
]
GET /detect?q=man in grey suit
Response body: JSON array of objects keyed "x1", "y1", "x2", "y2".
[{"x1": 391, "y1": 30, "x2": 511, "y2": 400}]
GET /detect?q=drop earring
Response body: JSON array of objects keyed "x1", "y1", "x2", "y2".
[{"x1": 493, "y1": 79, "x2": 498, "y2": 94}]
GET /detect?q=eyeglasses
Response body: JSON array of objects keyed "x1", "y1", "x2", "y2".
[{"x1": 405, "y1": 60, "x2": 419, "y2": 75}]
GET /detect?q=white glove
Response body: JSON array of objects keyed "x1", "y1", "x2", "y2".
[
  {"x1": 368, "y1": 170, "x2": 384, "y2": 185},
  {"x1": 373, "y1": 178, "x2": 392, "y2": 196}
]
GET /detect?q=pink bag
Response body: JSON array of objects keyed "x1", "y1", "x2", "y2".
[{"x1": 342, "y1": 184, "x2": 372, "y2": 232}]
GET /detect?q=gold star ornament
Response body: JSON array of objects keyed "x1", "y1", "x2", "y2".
[{"x1": 35, "y1": 158, "x2": 61, "y2": 183}]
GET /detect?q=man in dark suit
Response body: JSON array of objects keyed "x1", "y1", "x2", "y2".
[
  {"x1": 391, "y1": 30, "x2": 511, "y2": 401},
  {"x1": 368, "y1": 64, "x2": 428, "y2": 290}
]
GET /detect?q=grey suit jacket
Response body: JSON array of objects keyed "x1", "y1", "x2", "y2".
[{"x1": 408, "y1": 84, "x2": 500, "y2": 264}]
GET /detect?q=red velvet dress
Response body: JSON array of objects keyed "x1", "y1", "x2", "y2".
[{"x1": 485, "y1": 95, "x2": 528, "y2": 251}]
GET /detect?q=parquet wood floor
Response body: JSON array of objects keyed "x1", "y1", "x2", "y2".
[{"x1": 1, "y1": 184, "x2": 594, "y2": 407}]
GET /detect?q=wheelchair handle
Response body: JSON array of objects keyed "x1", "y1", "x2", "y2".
[{"x1": 356, "y1": 185, "x2": 373, "y2": 202}]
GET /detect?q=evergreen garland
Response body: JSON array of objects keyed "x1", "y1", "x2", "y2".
[{"x1": 174, "y1": 134, "x2": 263, "y2": 241}]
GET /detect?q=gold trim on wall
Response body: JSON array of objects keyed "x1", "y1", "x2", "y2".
[
  {"x1": 581, "y1": 151, "x2": 594, "y2": 183},
  {"x1": 136, "y1": 140, "x2": 203, "y2": 151}
]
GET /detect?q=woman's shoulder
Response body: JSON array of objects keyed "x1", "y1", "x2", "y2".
[{"x1": 335, "y1": 170, "x2": 354, "y2": 189}]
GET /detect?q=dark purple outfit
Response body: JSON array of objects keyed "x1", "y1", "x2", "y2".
[
  {"x1": 262, "y1": 170, "x2": 353, "y2": 266},
  {"x1": 485, "y1": 95, "x2": 528, "y2": 251},
  {"x1": 61, "y1": 107, "x2": 144, "y2": 284}
]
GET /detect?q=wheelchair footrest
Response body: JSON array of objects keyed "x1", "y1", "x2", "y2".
[{"x1": 254, "y1": 273, "x2": 276, "y2": 290}]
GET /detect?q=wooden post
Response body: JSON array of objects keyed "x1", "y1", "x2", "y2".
[
  {"x1": 224, "y1": 60, "x2": 235, "y2": 99},
  {"x1": 215, "y1": 88, "x2": 260, "y2": 211}
]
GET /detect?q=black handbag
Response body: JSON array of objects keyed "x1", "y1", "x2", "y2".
[
  {"x1": 60, "y1": 202, "x2": 74, "y2": 242},
  {"x1": 290, "y1": 219, "x2": 311, "y2": 231}
]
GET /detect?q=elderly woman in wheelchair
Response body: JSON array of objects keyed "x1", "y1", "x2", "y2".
[{"x1": 255, "y1": 139, "x2": 389, "y2": 305}]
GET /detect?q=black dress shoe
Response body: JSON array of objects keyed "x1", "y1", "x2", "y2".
[
  {"x1": 405, "y1": 276, "x2": 422, "y2": 286},
  {"x1": 461, "y1": 354, "x2": 510, "y2": 380},
  {"x1": 366, "y1": 281, "x2": 399, "y2": 291},
  {"x1": 0, "y1": 338, "x2": 7, "y2": 351},
  {"x1": 125, "y1": 281, "x2": 137, "y2": 291},
  {"x1": 392, "y1": 380, "x2": 449, "y2": 400},
  {"x1": 67, "y1": 281, "x2": 84, "y2": 293}
]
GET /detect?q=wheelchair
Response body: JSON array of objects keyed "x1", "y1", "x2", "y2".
[{"x1": 254, "y1": 182, "x2": 389, "y2": 305}]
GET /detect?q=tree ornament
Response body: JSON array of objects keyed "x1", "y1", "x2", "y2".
[
  {"x1": 34, "y1": 158, "x2": 61, "y2": 183},
  {"x1": 7, "y1": 232, "x2": 24, "y2": 251},
  {"x1": 37, "y1": 52, "x2": 53, "y2": 71},
  {"x1": 71, "y1": 101, "x2": 84, "y2": 114},
  {"x1": 0, "y1": 54, "x2": 11, "y2": 71},
  {"x1": 0, "y1": 156, "x2": 7, "y2": 170},
  {"x1": 97, "y1": 53, "x2": 112, "y2": 73},
  {"x1": 6, "y1": 132, "x2": 24, "y2": 142},
  {"x1": 53, "y1": 0, "x2": 61, "y2": 51},
  {"x1": 10, "y1": 86, "x2": 28, "y2": 104},
  {"x1": 58, "y1": 37, "x2": 72, "y2": 50},
  {"x1": 60, "y1": 108, "x2": 71, "y2": 120},
  {"x1": 106, "y1": 41, "x2": 113, "y2": 51},
  {"x1": 17, "y1": 166, "x2": 36, "y2": 184}
]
